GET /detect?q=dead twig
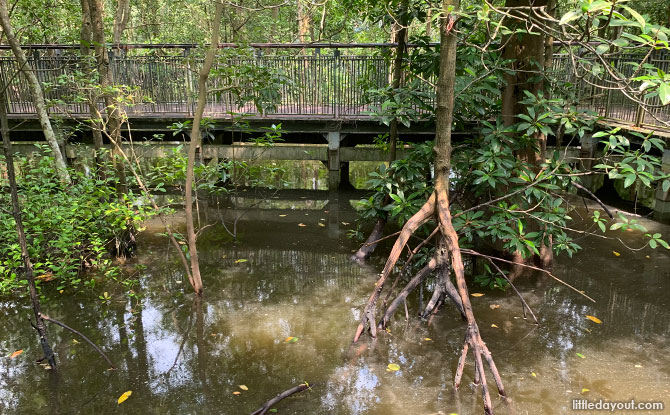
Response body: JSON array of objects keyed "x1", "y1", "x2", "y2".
[
  {"x1": 41, "y1": 314, "x2": 115, "y2": 369},
  {"x1": 251, "y1": 383, "x2": 312, "y2": 415}
]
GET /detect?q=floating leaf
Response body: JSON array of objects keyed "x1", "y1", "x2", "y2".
[
  {"x1": 612, "y1": 251, "x2": 621, "y2": 256},
  {"x1": 471, "y1": 293, "x2": 484, "y2": 297},
  {"x1": 278, "y1": 214, "x2": 287, "y2": 217},
  {"x1": 117, "y1": 390, "x2": 132, "y2": 404},
  {"x1": 298, "y1": 223, "x2": 307, "y2": 227},
  {"x1": 9, "y1": 350, "x2": 23, "y2": 359},
  {"x1": 387, "y1": 363, "x2": 400, "y2": 371},
  {"x1": 531, "y1": 372, "x2": 537, "y2": 377},
  {"x1": 234, "y1": 259, "x2": 248, "y2": 264},
  {"x1": 233, "y1": 391, "x2": 241, "y2": 395},
  {"x1": 284, "y1": 336, "x2": 299, "y2": 343},
  {"x1": 239, "y1": 385, "x2": 248, "y2": 391},
  {"x1": 491, "y1": 324, "x2": 499, "y2": 328},
  {"x1": 72, "y1": 339, "x2": 79, "y2": 344},
  {"x1": 318, "y1": 223, "x2": 326, "y2": 227},
  {"x1": 645, "y1": 255, "x2": 650, "y2": 259},
  {"x1": 634, "y1": 364, "x2": 642, "y2": 368},
  {"x1": 585, "y1": 315, "x2": 602, "y2": 324},
  {"x1": 581, "y1": 388, "x2": 590, "y2": 394},
  {"x1": 341, "y1": 222, "x2": 350, "y2": 225},
  {"x1": 269, "y1": 409, "x2": 278, "y2": 413},
  {"x1": 424, "y1": 338, "x2": 432, "y2": 341},
  {"x1": 489, "y1": 304, "x2": 501, "y2": 309},
  {"x1": 576, "y1": 353, "x2": 585, "y2": 359}
]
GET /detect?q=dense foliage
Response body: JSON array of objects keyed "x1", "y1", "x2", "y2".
[{"x1": 0, "y1": 147, "x2": 154, "y2": 295}]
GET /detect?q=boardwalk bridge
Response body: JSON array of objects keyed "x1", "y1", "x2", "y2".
[{"x1": 2, "y1": 43, "x2": 670, "y2": 217}]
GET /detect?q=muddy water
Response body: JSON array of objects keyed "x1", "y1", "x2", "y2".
[{"x1": 1, "y1": 191, "x2": 669, "y2": 415}]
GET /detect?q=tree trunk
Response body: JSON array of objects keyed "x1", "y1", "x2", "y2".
[
  {"x1": 501, "y1": 0, "x2": 552, "y2": 271},
  {"x1": 0, "y1": 88, "x2": 57, "y2": 369},
  {"x1": 297, "y1": 0, "x2": 311, "y2": 43},
  {"x1": 112, "y1": 0, "x2": 131, "y2": 46},
  {"x1": 87, "y1": 0, "x2": 128, "y2": 194},
  {"x1": 184, "y1": 1, "x2": 224, "y2": 295},
  {"x1": 80, "y1": 0, "x2": 105, "y2": 164},
  {"x1": 0, "y1": 0, "x2": 70, "y2": 184}
]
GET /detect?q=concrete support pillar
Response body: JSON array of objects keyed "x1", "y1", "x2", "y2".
[
  {"x1": 579, "y1": 134, "x2": 604, "y2": 193},
  {"x1": 326, "y1": 131, "x2": 343, "y2": 190},
  {"x1": 653, "y1": 149, "x2": 670, "y2": 222}
]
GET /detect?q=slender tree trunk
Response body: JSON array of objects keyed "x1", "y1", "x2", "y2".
[
  {"x1": 0, "y1": 0, "x2": 70, "y2": 184},
  {"x1": 297, "y1": 0, "x2": 311, "y2": 43},
  {"x1": 112, "y1": 0, "x2": 131, "y2": 46},
  {"x1": 80, "y1": 0, "x2": 105, "y2": 164},
  {"x1": 185, "y1": 1, "x2": 224, "y2": 295},
  {"x1": 1, "y1": 89, "x2": 57, "y2": 369},
  {"x1": 88, "y1": 0, "x2": 128, "y2": 194}
]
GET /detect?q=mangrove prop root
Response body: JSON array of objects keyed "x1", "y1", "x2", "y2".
[
  {"x1": 251, "y1": 383, "x2": 311, "y2": 415},
  {"x1": 41, "y1": 314, "x2": 115, "y2": 369},
  {"x1": 435, "y1": 182, "x2": 506, "y2": 413},
  {"x1": 353, "y1": 193, "x2": 436, "y2": 343},
  {"x1": 351, "y1": 218, "x2": 388, "y2": 262}
]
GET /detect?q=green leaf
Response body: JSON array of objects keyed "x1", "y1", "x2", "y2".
[
  {"x1": 623, "y1": 175, "x2": 636, "y2": 188},
  {"x1": 559, "y1": 10, "x2": 582, "y2": 25},
  {"x1": 658, "y1": 82, "x2": 670, "y2": 106},
  {"x1": 621, "y1": 5, "x2": 646, "y2": 31},
  {"x1": 595, "y1": 44, "x2": 609, "y2": 55}
]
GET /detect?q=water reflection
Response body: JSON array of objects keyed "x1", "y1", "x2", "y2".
[{"x1": 0, "y1": 195, "x2": 668, "y2": 414}]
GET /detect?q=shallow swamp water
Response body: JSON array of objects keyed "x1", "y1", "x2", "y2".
[{"x1": 1, "y1": 189, "x2": 669, "y2": 415}]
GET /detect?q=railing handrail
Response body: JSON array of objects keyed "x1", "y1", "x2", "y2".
[{"x1": 0, "y1": 42, "x2": 439, "y2": 51}]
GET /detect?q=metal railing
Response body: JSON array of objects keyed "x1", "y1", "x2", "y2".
[{"x1": 0, "y1": 44, "x2": 668, "y2": 130}]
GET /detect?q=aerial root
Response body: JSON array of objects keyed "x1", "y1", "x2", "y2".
[
  {"x1": 454, "y1": 325, "x2": 506, "y2": 415},
  {"x1": 353, "y1": 193, "x2": 436, "y2": 342}
]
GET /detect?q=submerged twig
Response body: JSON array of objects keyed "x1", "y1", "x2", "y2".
[
  {"x1": 460, "y1": 249, "x2": 596, "y2": 303},
  {"x1": 41, "y1": 314, "x2": 115, "y2": 369},
  {"x1": 251, "y1": 382, "x2": 312, "y2": 415}
]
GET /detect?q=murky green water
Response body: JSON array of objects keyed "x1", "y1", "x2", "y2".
[{"x1": 1, "y1": 191, "x2": 669, "y2": 415}]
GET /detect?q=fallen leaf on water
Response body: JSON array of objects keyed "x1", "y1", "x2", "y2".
[
  {"x1": 234, "y1": 259, "x2": 248, "y2": 264},
  {"x1": 298, "y1": 223, "x2": 307, "y2": 227},
  {"x1": 612, "y1": 251, "x2": 621, "y2": 256},
  {"x1": 233, "y1": 391, "x2": 241, "y2": 395},
  {"x1": 531, "y1": 372, "x2": 537, "y2": 377},
  {"x1": 424, "y1": 338, "x2": 432, "y2": 341},
  {"x1": 269, "y1": 409, "x2": 278, "y2": 413},
  {"x1": 471, "y1": 293, "x2": 484, "y2": 297},
  {"x1": 279, "y1": 214, "x2": 287, "y2": 217},
  {"x1": 10, "y1": 350, "x2": 23, "y2": 359},
  {"x1": 387, "y1": 363, "x2": 400, "y2": 371},
  {"x1": 491, "y1": 324, "x2": 499, "y2": 328},
  {"x1": 634, "y1": 364, "x2": 643, "y2": 368},
  {"x1": 239, "y1": 385, "x2": 248, "y2": 391},
  {"x1": 581, "y1": 388, "x2": 590, "y2": 394},
  {"x1": 72, "y1": 339, "x2": 79, "y2": 344},
  {"x1": 318, "y1": 223, "x2": 326, "y2": 227},
  {"x1": 576, "y1": 353, "x2": 585, "y2": 359},
  {"x1": 284, "y1": 337, "x2": 299, "y2": 343},
  {"x1": 117, "y1": 390, "x2": 132, "y2": 404},
  {"x1": 490, "y1": 304, "x2": 501, "y2": 309},
  {"x1": 645, "y1": 255, "x2": 650, "y2": 259},
  {"x1": 59, "y1": 290, "x2": 64, "y2": 293},
  {"x1": 320, "y1": 218, "x2": 326, "y2": 221},
  {"x1": 341, "y1": 222, "x2": 350, "y2": 225},
  {"x1": 585, "y1": 315, "x2": 602, "y2": 324}
]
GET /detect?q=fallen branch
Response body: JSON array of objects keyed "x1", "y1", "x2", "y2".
[
  {"x1": 251, "y1": 383, "x2": 311, "y2": 415},
  {"x1": 572, "y1": 182, "x2": 613, "y2": 219},
  {"x1": 41, "y1": 314, "x2": 115, "y2": 369}
]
